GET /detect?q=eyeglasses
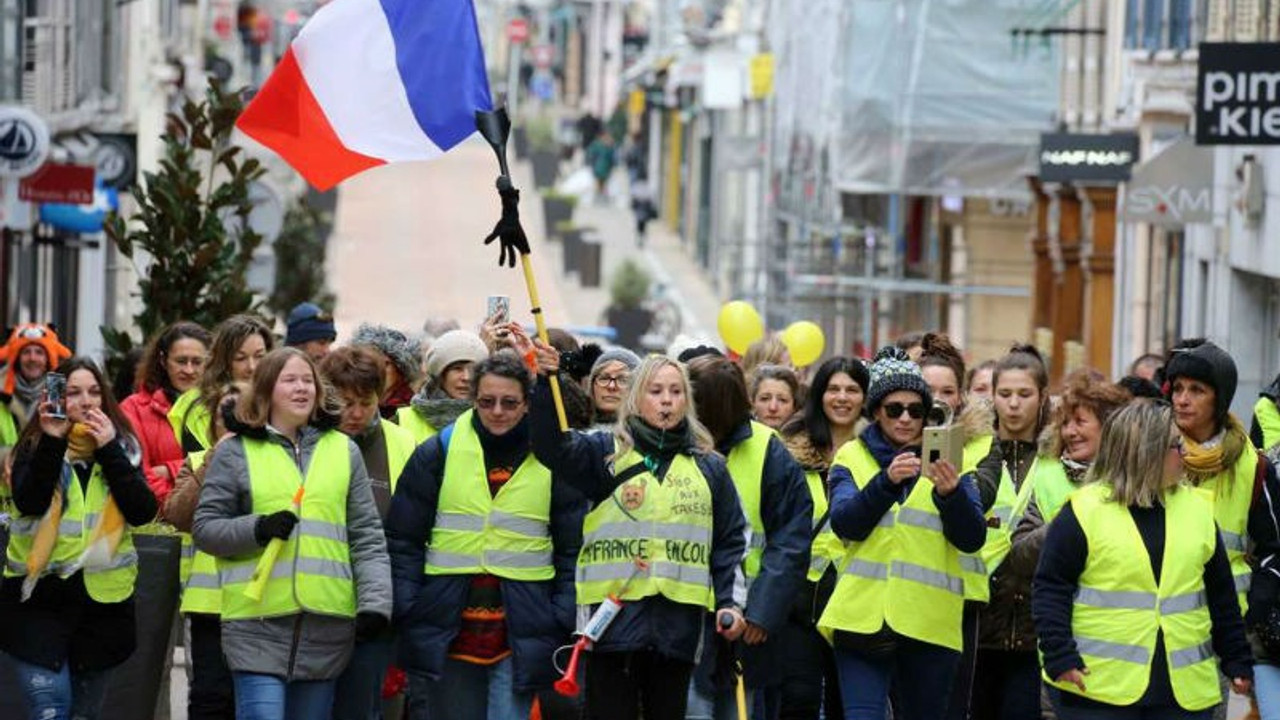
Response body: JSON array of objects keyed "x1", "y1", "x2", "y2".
[
  {"x1": 594, "y1": 374, "x2": 631, "y2": 389},
  {"x1": 476, "y1": 396, "x2": 524, "y2": 411},
  {"x1": 883, "y1": 402, "x2": 926, "y2": 420}
]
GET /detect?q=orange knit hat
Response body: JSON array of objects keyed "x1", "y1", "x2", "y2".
[{"x1": 0, "y1": 324, "x2": 73, "y2": 396}]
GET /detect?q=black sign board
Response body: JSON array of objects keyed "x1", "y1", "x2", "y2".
[
  {"x1": 1038, "y1": 133, "x2": 1139, "y2": 183},
  {"x1": 1197, "y1": 43, "x2": 1280, "y2": 145}
]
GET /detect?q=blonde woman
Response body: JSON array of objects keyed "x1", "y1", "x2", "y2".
[
  {"x1": 529, "y1": 352, "x2": 748, "y2": 720},
  {"x1": 1033, "y1": 401, "x2": 1253, "y2": 720}
]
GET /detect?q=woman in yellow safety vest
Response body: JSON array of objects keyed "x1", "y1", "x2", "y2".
[
  {"x1": 319, "y1": 346, "x2": 423, "y2": 720},
  {"x1": 970, "y1": 344, "x2": 1052, "y2": 720},
  {"x1": 177, "y1": 314, "x2": 274, "y2": 455},
  {"x1": 1032, "y1": 400, "x2": 1254, "y2": 719},
  {"x1": 193, "y1": 348, "x2": 391, "y2": 720},
  {"x1": 779, "y1": 355, "x2": 873, "y2": 720},
  {"x1": 387, "y1": 349, "x2": 585, "y2": 720},
  {"x1": 0, "y1": 356, "x2": 158, "y2": 720},
  {"x1": 529, "y1": 349, "x2": 749, "y2": 720},
  {"x1": 818, "y1": 347, "x2": 987, "y2": 720},
  {"x1": 687, "y1": 355, "x2": 814, "y2": 719}
]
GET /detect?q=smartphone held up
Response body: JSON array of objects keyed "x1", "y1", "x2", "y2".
[{"x1": 44, "y1": 373, "x2": 67, "y2": 419}]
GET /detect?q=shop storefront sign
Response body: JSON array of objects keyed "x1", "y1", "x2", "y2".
[
  {"x1": 1196, "y1": 43, "x2": 1280, "y2": 145},
  {"x1": 0, "y1": 106, "x2": 51, "y2": 178},
  {"x1": 1121, "y1": 138, "x2": 1214, "y2": 226},
  {"x1": 1039, "y1": 132, "x2": 1139, "y2": 183}
]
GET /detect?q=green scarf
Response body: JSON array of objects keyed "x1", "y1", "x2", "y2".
[{"x1": 627, "y1": 417, "x2": 693, "y2": 474}]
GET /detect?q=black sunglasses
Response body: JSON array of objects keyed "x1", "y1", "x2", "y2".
[{"x1": 883, "y1": 402, "x2": 926, "y2": 420}]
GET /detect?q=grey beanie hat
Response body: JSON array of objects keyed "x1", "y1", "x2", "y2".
[
  {"x1": 350, "y1": 323, "x2": 423, "y2": 383},
  {"x1": 866, "y1": 346, "x2": 933, "y2": 413},
  {"x1": 589, "y1": 347, "x2": 641, "y2": 381},
  {"x1": 424, "y1": 330, "x2": 490, "y2": 380}
]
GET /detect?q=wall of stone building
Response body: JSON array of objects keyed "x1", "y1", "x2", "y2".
[{"x1": 958, "y1": 199, "x2": 1036, "y2": 365}]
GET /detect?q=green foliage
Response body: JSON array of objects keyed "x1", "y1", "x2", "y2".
[
  {"x1": 269, "y1": 199, "x2": 336, "y2": 318},
  {"x1": 609, "y1": 259, "x2": 651, "y2": 310},
  {"x1": 526, "y1": 114, "x2": 557, "y2": 151},
  {"x1": 102, "y1": 80, "x2": 265, "y2": 365}
]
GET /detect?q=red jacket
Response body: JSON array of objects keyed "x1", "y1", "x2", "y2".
[{"x1": 120, "y1": 387, "x2": 185, "y2": 506}]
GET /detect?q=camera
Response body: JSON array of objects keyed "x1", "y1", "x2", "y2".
[{"x1": 921, "y1": 400, "x2": 965, "y2": 471}]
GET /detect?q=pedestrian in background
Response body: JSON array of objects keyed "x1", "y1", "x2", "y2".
[
  {"x1": 586, "y1": 132, "x2": 617, "y2": 203},
  {"x1": 1, "y1": 357, "x2": 157, "y2": 720},
  {"x1": 176, "y1": 314, "x2": 274, "y2": 457},
  {"x1": 585, "y1": 347, "x2": 641, "y2": 430},
  {"x1": 119, "y1": 320, "x2": 211, "y2": 509},
  {"x1": 819, "y1": 346, "x2": 986, "y2": 720},
  {"x1": 749, "y1": 364, "x2": 802, "y2": 431},
  {"x1": 1033, "y1": 400, "x2": 1254, "y2": 720},
  {"x1": 1253, "y1": 370, "x2": 1280, "y2": 452},
  {"x1": 350, "y1": 323, "x2": 424, "y2": 420},
  {"x1": 193, "y1": 347, "x2": 392, "y2": 720},
  {"x1": 530, "y1": 352, "x2": 748, "y2": 720},
  {"x1": 285, "y1": 302, "x2": 337, "y2": 363},
  {"x1": 396, "y1": 329, "x2": 489, "y2": 443}
]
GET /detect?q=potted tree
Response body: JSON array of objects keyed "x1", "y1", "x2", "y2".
[
  {"x1": 605, "y1": 260, "x2": 654, "y2": 351},
  {"x1": 526, "y1": 115, "x2": 559, "y2": 189},
  {"x1": 541, "y1": 189, "x2": 577, "y2": 238}
]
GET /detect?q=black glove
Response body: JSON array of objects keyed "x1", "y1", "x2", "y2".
[
  {"x1": 254, "y1": 510, "x2": 299, "y2": 546},
  {"x1": 355, "y1": 612, "x2": 388, "y2": 642},
  {"x1": 482, "y1": 180, "x2": 530, "y2": 268}
]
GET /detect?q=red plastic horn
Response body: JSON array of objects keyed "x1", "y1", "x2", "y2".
[{"x1": 554, "y1": 636, "x2": 589, "y2": 697}]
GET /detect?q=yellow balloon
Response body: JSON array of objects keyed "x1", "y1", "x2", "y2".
[
  {"x1": 717, "y1": 301, "x2": 765, "y2": 355},
  {"x1": 782, "y1": 321, "x2": 826, "y2": 367}
]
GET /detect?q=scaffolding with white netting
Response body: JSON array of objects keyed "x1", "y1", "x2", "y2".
[{"x1": 766, "y1": 0, "x2": 1063, "y2": 350}]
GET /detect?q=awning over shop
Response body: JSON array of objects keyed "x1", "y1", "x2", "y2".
[{"x1": 1120, "y1": 138, "x2": 1214, "y2": 226}]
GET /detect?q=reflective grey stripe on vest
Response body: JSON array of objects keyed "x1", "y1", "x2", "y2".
[
  {"x1": 1169, "y1": 640, "x2": 1214, "y2": 669},
  {"x1": 876, "y1": 513, "x2": 895, "y2": 530},
  {"x1": 181, "y1": 542, "x2": 196, "y2": 559},
  {"x1": 1075, "y1": 587, "x2": 1157, "y2": 610},
  {"x1": 844, "y1": 558, "x2": 889, "y2": 581},
  {"x1": 748, "y1": 532, "x2": 766, "y2": 551},
  {"x1": 1236, "y1": 573, "x2": 1252, "y2": 593},
  {"x1": 296, "y1": 556, "x2": 352, "y2": 581},
  {"x1": 896, "y1": 508, "x2": 943, "y2": 533},
  {"x1": 1221, "y1": 530, "x2": 1246, "y2": 554},
  {"x1": 810, "y1": 556, "x2": 831, "y2": 574},
  {"x1": 185, "y1": 572, "x2": 221, "y2": 590},
  {"x1": 221, "y1": 561, "x2": 292, "y2": 585},
  {"x1": 577, "y1": 560, "x2": 710, "y2": 587},
  {"x1": 489, "y1": 511, "x2": 549, "y2": 538},
  {"x1": 425, "y1": 550, "x2": 482, "y2": 570},
  {"x1": 7, "y1": 517, "x2": 83, "y2": 536},
  {"x1": 85, "y1": 512, "x2": 101, "y2": 527},
  {"x1": 584, "y1": 521, "x2": 709, "y2": 545},
  {"x1": 1159, "y1": 591, "x2": 1207, "y2": 615},
  {"x1": 299, "y1": 519, "x2": 347, "y2": 543},
  {"x1": 1076, "y1": 636, "x2": 1151, "y2": 665},
  {"x1": 434, "y1": 512, "x2": 486, "y2": 533},
  {"x1": 484, "y1": 549, "x2": 552, "y2": 569},
  {"x1": 890, "y1": 561, "x2": 964, "y2": 596},
  {"x1": 85, "y1": 550, "x2": 138, "y2": 572},
  {"x1": 959, "y1": 555, "x2": 987, "y2": 576}
]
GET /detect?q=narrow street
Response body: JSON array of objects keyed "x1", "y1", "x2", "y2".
[{"x1": 327, "y1": 137, "x2": 571, "y2": 339}]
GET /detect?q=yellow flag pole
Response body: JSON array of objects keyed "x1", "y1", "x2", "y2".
[{"x1": 520, "y1": 254, "x2": 570, "y2": 430}]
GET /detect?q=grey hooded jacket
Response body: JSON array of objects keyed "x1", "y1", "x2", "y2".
[{"x1": 193, "y1": 421, "x2": 392, "y2": 681}]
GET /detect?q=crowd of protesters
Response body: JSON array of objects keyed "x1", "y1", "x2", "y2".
[{"x1": 1, "y1": 310, "x2": 1280, "y2": 720}]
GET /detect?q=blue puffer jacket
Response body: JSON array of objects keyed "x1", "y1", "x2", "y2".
[
  {"x1": 529, "y1": 377, "x2": 749, "y2": 664},
  {"x1": 385, "y1": 414, "x2": 586, "y2": 692}
]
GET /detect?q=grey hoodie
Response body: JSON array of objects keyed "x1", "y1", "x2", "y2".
[{"x1": 193, "y1": 423, "x2": 392, "y2": 681}]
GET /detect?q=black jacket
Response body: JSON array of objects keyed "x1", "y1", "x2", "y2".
[
  {"x1": 529, "y1": 378, "x2": 749, "y2": 663},
  {"x1": 386, "y1": 414, "x2": 586, "y2": 692},
  {"x1": 0, "y1": 432, "x2": 156, "y2": 671},
  {"x1": 1032, "y1": 500, "x2": 1253, "y2": 708}
]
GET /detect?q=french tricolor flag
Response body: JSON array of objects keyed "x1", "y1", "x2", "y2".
[{"x1": 236, "y1": 0, "x2": 493, "y2": 191}]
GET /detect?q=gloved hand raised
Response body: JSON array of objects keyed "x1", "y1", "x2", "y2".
[{"x1": 254, "y1": 510, "x2": 299, "y2": 546}]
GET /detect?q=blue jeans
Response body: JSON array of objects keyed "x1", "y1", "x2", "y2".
[
  {"x1": 1257, "y1": 663, "x2": 1280, "y2": 720},
  {"x1": 232, "y1": 672, "x2": 336, "y2": 720},
  {"x1": 6, "y1": 655, "x2": 109, "y2": 720},
  {"x1": 423, "y1": 656, "x2": 533, "y2": 720},
  {"x1": 833, "y1": 637, "x2": 960, "y2": 720},
  {"x1": 333, "y1": 632, "x2": 395, "y2": 720}
]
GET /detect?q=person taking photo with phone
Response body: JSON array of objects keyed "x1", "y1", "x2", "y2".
[
  {"x1": 818, "y1": 346, "x2": 986, "y2": 720},
  {"x1": 0, "y1": 357, "x2": 157, "y2": 720}
]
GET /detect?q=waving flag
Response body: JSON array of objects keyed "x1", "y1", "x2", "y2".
[{"x1": 236, "y1": 0, "x2": 493, "y2": 190}]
